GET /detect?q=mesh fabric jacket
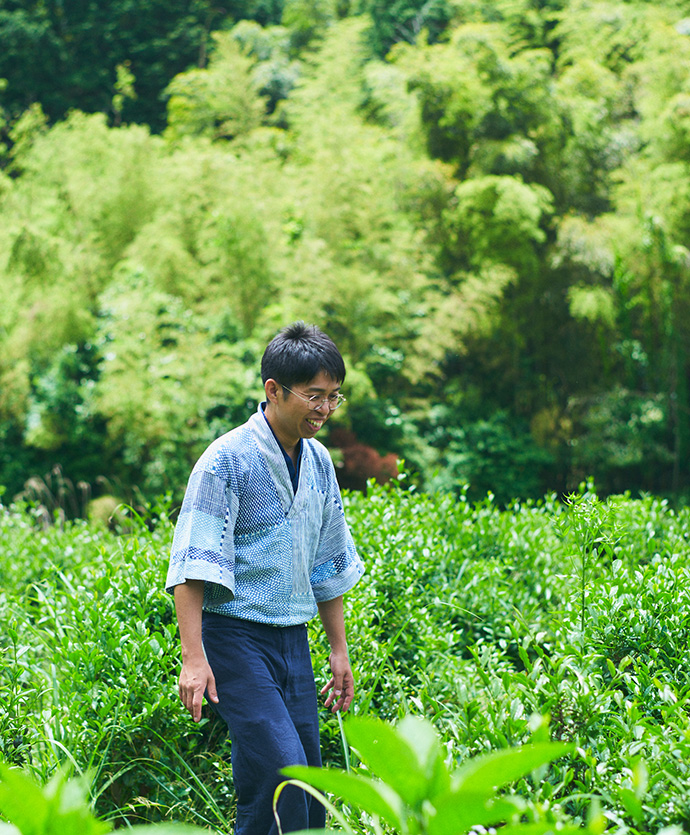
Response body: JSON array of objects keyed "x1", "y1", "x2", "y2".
[{"x1": 166, "y1": 406, "x2": 364, "y2": 625}]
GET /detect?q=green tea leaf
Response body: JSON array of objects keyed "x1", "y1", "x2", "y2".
[
  {"x1": 0, "y1": 763, "x2": 113, "y2": 835},
  {"x1": 0, "y1": 762, "x2": 50, "y2": 833},
  {"x1": 397, "y1": 716, "x2": 451, "y2": 801},
  {"x1": 397, "y1": 715, "x2": 443, "y2": 767},
  {"x1": 428, "y1": 792, "x2": 525, "y2": 835},
  {"x1": 343, "y1": 716, "x2": 430, "y2": 806},
  {"x1": 281, "y1": 765, "x2": 403, "y2": 829},
  {"x1": 453, "y1": 743, "x2": 573, "y2": 794},
  {"x1": 619, "y1": 786, "x2": 643, "y2": 823}
]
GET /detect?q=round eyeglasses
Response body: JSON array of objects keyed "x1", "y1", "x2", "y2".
[{"x1": 280, "y1": 384, "x2": 346, "y2": 410}]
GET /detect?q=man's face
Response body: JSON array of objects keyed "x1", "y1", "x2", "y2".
[{"x1": 267, "y1": 370, "x2": 342, "y2": 449}]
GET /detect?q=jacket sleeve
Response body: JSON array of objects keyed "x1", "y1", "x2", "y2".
[{"x1": 166, "y1": 467, "x2": 239, "y2": 605}]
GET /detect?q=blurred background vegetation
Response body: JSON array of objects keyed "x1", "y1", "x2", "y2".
[{"x1": 2, "y1": 0, "x2": 690, "y2": 509}]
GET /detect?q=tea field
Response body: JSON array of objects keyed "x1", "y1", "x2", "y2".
[{"x1": 2, "y1": 480, "x2": 690, "y2": 833}]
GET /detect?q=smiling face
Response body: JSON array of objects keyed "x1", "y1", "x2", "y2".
[{"x1": 263, "y1": 370, "x2": 342, "y2": 454}]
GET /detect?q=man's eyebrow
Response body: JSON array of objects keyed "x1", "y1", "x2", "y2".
[{"x1": 305, "y1": 384, "x2": 341, "y2": 392}]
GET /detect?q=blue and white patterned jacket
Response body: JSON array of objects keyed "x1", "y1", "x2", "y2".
[{"x1": 166, "y1": 406, "x2": 364, "y2": 625}]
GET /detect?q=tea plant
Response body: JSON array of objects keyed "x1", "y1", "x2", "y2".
[
  {"x1": 556, "y1": 487, "x2": 622, "y2": 641},
  {"x1": 278, "y1": 715, "x2": 591, "y2": 835},
  {"x1": 3, "y1": 480, "x2": 690, "y2": 832},
  {"x1": 0, "y1": 760, "x2": 205, "y2": 834},
  {"x1": 0, "y1": 502, "x2": 233, "y2": 829}
]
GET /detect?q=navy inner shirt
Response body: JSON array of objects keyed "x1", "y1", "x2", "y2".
[{"x1": 261, "y1": 404, "x2": 302, "y2": 493}]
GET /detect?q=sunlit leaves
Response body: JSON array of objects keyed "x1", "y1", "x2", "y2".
[
  {"x1": 444, "y1": 175, "x2": 553, "y2": 275},
  {"x1": 0, "y1": 760, "x2": 210, "y2": 834},
  {"x1": 567, "y1": 286, "x2": 616, "y2": 329},
  {"x1": 165, "y1": 33, "x2": 267, "y2": 141},
  {"x1": 284, "y1": 716, "x2": 576, "y2": 834},
  {"x1": 395, "y1": 22, "x2": 555, "y2": 177},
  {"x1": 3, "y1": 0, "x2": 690, "y2": 502},
  {"x1": 5, "y1": 484, "x2": 690, "y2": 829}
]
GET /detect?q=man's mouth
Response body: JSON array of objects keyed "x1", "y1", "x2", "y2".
[{"x1": 306, "y1": 418, "x2": 324, "y2": 430}]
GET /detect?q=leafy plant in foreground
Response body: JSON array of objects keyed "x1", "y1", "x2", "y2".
[
  {"x1": 278, "y1": 715, "x2": 595, "y2": 835},
  {"x1": 0, "y1": 760, "x2": 204, "y2": 834}
]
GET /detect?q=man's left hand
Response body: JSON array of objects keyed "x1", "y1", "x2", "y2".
[{"x1": 321, "y1": 650, "x2": 354, "y2": 713}]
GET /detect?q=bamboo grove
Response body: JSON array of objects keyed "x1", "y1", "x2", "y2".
[{"x1": 1, "y1": 0, "x2": 690, "y2": 506}]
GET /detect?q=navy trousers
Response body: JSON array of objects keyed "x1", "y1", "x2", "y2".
[{"x1": 201, "y1": 612, "x2": 326, "y2": 835}]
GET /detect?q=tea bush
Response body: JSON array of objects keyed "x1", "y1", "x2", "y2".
[
  {"x1": 2, "y1": 481, "x2": 690, "y2": 833},
  {"x1": 281, "y1": 715, "x2": 587, "y2": 835},
  {"x1": 0, "y1": 502, "x2": 233, "y2": 829}
]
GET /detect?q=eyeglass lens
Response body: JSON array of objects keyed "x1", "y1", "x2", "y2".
[{"x1": 309, "y1": 395, "x2": 342, "y2": 408}]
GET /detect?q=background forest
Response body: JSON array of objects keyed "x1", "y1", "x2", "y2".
[{"x1": 2, "y1": 0, "x2": 690, "y2": 508}]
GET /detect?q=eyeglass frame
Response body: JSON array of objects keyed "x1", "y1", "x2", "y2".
[{"x1": 279, "y1": 383, "x2": 346, "y2": 411}]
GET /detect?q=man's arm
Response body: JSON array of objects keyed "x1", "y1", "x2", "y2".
[
  {"x1": 317, "y1": 595, "x2": 354, "y2": 713},
  {"x1": 174, "y1": 579, "x2": 219, "y2": 722}
]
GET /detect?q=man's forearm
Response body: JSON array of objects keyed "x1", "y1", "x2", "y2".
[
  {"x1": 317, "y1": 595, "x2": 348, "y2": 654},
  {"x1": 174, "y1": 579, "x2": 219, "y2": 720},
  {"x1": 317, "y1": 595, "x2": 354, "y2": 712},
  {"x1": 174, "y1": 579, "x2": 206, "y2": 662}
]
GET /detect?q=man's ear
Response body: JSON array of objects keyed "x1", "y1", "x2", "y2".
[{"x1": 264, "y1": 378, "x2": 281, "y2": 405}]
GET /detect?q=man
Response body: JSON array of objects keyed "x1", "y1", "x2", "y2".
[{"x1": 166, "y1": 322, "x2": 364, "y2": 834}]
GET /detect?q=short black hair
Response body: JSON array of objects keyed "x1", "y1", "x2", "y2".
[{"x1": 261, "y1": 322, "x2": 346, "y2": 387}]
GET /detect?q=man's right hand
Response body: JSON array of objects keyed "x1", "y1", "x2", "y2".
[
  {"x1": 178, "y1": 658, "x2": 219, "y2": 723},
  {"x1": 174, "y1": 580, "x2": 219, "y2": 723}
]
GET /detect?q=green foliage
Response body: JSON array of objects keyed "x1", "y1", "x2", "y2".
[
  {"x1": 112, "y1": 62, "x2": 137, "y2": 127},
  {"x1": 395, "y1": 22, "x2": 555, "y2": 177},
  {"x1": 0, "y1": 503, "x2": 234, "y2": 828},
  {"x1": 0, "y1": 763, "x2": 110, "y2": 835},
  {"x1": 6, "y1": 3, "x2": 690, "y2": 828},
  {"x1": 281, "y1": 716, "x2": 580, "y2": 834},
  {"x1": 556, "y1": 487, "x2": 622, "y2": 639},
  {"x1": 359, "y1": 0, "x2": 455, "y2": 57},
  {"x1": 4, "y1": 483, "x2": 690, "y2": 831},
  {"x1": 330, "y1": 481, "x2": 690, "y2": 832},
  {"x1": 0, "y1": 0, "x2": 233, "y2": 131},
  {"x1": 282, "y1": 0, "x2": 337, "y2": 53},
  {"x1": 165, "y1": 33, "x2": 267, "y2": 141},
  {"x1": 423, "y1": 409, "x2": 556, "y2": 504},
  {"x1": 567, "y1": 388, "x2": 672, "y2": 495},
  {"x1": 0, "y1": 760, "x2": 208, "y2": 834},
  {"x1": 442, "y1": 175, "x2": 553, "y2": 276},
  {"x1": 4, "y1": 0, "x2": 690, "y2": 503}
]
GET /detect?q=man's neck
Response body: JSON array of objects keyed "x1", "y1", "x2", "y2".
[{"x1": 263, "y1": 403, "x2": 299, "y2": 461}]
